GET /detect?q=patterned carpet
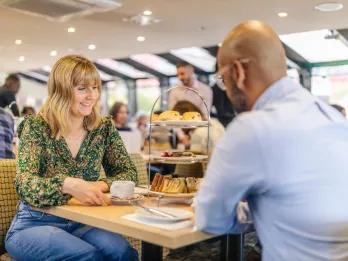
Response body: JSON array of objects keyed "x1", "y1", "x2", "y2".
[{"x1": 164, "y1": 232, "x2": 261, "y2": 261}]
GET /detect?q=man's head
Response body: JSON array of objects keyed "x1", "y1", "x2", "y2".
[
  {"x1": 217, "y1": 20, "x2": 287, "y2": 113},
  {"x1": 176, "y1": 62, "x2": 195, "y2": 88},
  {"x1": 4, "y1": 74, "x2": 20, "y2": 94}
]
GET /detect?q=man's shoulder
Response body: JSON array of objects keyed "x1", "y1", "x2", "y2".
[{"x1": 225, "y1": 109, "x2": 276, "y2": 139}]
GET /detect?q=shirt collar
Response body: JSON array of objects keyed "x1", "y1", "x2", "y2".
[{"x1": 252, "y1": 76, "x2": 300, "y2": 111}]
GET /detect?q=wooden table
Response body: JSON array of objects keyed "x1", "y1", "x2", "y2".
[{"x1": 39, "y1": 198, "x2": 242, "y2": 261}]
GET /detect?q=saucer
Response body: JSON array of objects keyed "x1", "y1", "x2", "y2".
[{"x1": 110, "y1": 194, "x2": 144, "y2": 205}]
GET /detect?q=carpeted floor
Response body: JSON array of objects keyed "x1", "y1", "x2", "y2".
[{"x1": 164, "y1": 232, "x2": 261, "y2": 261}]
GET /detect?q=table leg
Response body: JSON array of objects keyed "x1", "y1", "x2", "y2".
[
  {"x1": 220, "y1": 234, "x2": 243, "y2": 261},
  {"x1": 142, "y1": 241, "x2": 163, "y2": 261}
]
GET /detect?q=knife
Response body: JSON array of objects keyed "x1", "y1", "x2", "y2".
[{"x1": 132, "y1": 201, "x2": 178, "y2": 219}]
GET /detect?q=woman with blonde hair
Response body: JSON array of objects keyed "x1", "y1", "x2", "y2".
[{"x1": 5, "y1": 55, "x2": 138, "y2": 261}]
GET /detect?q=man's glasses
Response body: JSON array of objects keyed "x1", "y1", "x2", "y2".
[
  {"x1": 214, "y1": 73, "x2": 226, "y2": 91},
  {"x1": 214, "y1": 58, "x2": 251, "y2": 91}
]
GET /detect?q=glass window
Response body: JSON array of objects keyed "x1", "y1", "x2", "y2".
[
  {"x1": 21, "y1": 71, "x2": 49, "y2": 82},
  {"x1": 136, "y1": 78, "x2": 161, "y2": 114},
  {"x1": 311, "y1": 65, "x2": 348, "y2": 115},
  {"x1": 98, "y1": 69, "x2": 114, "y2": 82},
  {"x1": 287, "y1": 68, "x2": 300, "y2": 83},
  {"x1": 130, "y1": 54, "x2": 177, "y2": 76},
  {"x1": 170, "y1": 47, "x2": 216, "y2": 72},
  {"x1": 97, "y1": 58, "x2": 153, "y2": 78},
  {"x1": 280, "y1": 30, "x2": 348, "y2": 63},
  {"x1": 106, "y1": 80, "x2": 128, "y2": 110}
]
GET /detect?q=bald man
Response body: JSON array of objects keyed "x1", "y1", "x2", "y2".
[{"x1": 195, "y1": 21, "x2": 348, "y2": 260}]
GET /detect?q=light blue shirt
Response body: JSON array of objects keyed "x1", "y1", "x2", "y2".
[{"x1": 195, "y1": 77, "x2": 348, "y2": 261}]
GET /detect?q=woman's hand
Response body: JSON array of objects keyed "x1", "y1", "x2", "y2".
[
  {"x1": 62, "y1": 177, "x2": 111, "y2": 206},
  {"x1": 91, "y1": 181, "x2": 109, "y2": 193}
]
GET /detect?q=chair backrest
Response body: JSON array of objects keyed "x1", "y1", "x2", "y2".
[
  {"x1": 0, "y1": 159, "x2": 18, "y2": 254},
  {"x1": 129, "y1": 153, "x2": 148, "y2": 186}
]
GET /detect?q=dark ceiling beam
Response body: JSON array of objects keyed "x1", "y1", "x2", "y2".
[
  {"x1": 156, "y1": 53, "x2": 207, "y2": 75},
  {"x1": 32, "y1": 69, "x2": 50, "y2": 77},
  {"x1": 18, "y1": 73, "x2": 47, "y2": 85},
  {"x1": 282, "y1": 42, "x2": 310, "y2": 69},
  {"x1": 337, "y1": 29, "x2": 348, "y2": 42},
  {"x1": 94, "y1": 63, "x2": 132, "y2": 80},
  {"x1": 204, "y1": 45, "x2": 219, "y2": 58},
  {"x1": 116, "y1": 58, "x2": 169, "y2": 78}
]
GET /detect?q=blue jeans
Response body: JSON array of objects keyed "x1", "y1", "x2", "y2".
[{"x1": 5, "y1": 202, "x2": 138, "y2": 261}]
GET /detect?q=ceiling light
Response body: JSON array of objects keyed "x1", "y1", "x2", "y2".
[
  {"x1": 278, "y1": 12, "x2": 288, "y2": 17},
  {"x1": 50, "y1": 50, "x2": 57, "y2": 56},
  {"x1": 67, "y1": 27, "x2": 76, "y2": 33},
  {"x1": 18, "y1": 56, "x2": 25, "y2": 62},
  {"x1": 123, "y1": 14, "x2": 161, "y2": 26},
  {"x1": 15, "y1": 39, "x2": 22, "y2": 45},
  {"x1": 88, "y1": 44, "x2": 96, "y2": 50},
  {"x1": 137, "y1": 36, "x2": 145, "y2": 42},
  {"x1": 143, "y1": 10, "x2": 152, "y2": 16},
  {"x1": 315, "y1": 2, "x2": 344, "y2": 12}
]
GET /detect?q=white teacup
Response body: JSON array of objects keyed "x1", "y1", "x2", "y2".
[{"x1": 110, "y1": 181, "x2": 135, "y2": 199}]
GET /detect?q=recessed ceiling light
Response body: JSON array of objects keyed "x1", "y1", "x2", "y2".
[
  {"x1": 88, "y1": 44, "x2": 96, "y2": 50},
  {"x1": 143, "y1": 10, "x2": 152, "y2": 16},
  {"x1": 50, "y1": 50, "x2": 57, "y2": 56},
  {"x1": 67, "y1": 27, "x2": 76, "y2": 33},
  {"x1": 15, "y1": 39, "x2": 22, "y2": 45},
  {"x1": 137, "y1": 36, "x2": 146, "y2": 42},
  {"x1": 315, "y1": 2, "x2": 343, "y2": 12},
  {"x1": 18, "y1": 56, "x2": 25, "y2": 62},
  {"x1": 218, "y1": 42, "x2": 222, "y2": 47},
  {"x1": 278, "y1": 12, "x2": 288, "y2": 17}
]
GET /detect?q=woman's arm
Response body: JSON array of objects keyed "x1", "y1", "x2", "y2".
[
  {"x1": 101, "y1": 119, "x2": 138, "y2": 187},
  {"x1": 15, "y1": 118, "x2": 71, "y2": 207}
]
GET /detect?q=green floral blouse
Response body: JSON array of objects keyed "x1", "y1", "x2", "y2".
[{"x1": 16, "y1": 115, "x2": 138, "y2": 208}]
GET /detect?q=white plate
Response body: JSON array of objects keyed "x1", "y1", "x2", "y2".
[
  {"x1": 150, "y1": 154, "x2": 208, "y2": 164},
  {"x1": 134, "y1": 187, "x2": 150, "y2": 195},
  {"x1": 150, "y1": 120, "x2": 208, "y2": 128},
  {"x1": 135, "y1": 207, "x2": 193, "y2": 222},
  {"x1": 149, "y1": 191, "x2": 196, "y2": 198},
  {"x1": 110, "y1": 194, "x2": 144, "y2": 205}
]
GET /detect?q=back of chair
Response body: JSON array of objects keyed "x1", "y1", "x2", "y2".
[
  {"x1": 0, "y1": 160, "x2": 18, "y2": 254},
  {"x1": 129, "y1": 153, "x2": 148, "y2": 187}
]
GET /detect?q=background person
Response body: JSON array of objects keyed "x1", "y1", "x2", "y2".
[
  {"x1": 0, "y1": 107, "x2": 15, "y2": 159},
  {"x1": 110, "y1": 102, "x2": 131, "y2": 131},
  {"x1": 168, "y1": 62, "x2": 212, "y2": 114},
  {"x1": 21, "y1": 106, "x2": 36, "y2": 117},
  {"x1": 0, "y1": 74, "x2": 20, "y2": 117}
]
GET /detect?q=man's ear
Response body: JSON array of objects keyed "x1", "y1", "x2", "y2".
[{"x1": 232, "y1": 60, "x2": 247, "y2": 90}]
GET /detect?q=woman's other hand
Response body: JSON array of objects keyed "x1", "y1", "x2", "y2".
[
  {"x1": 62, "y1": 177, "x2": 111, "y2": 206},
  {"x1": 91, "y1": 181, "x2": 109, "y2": 193}
]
